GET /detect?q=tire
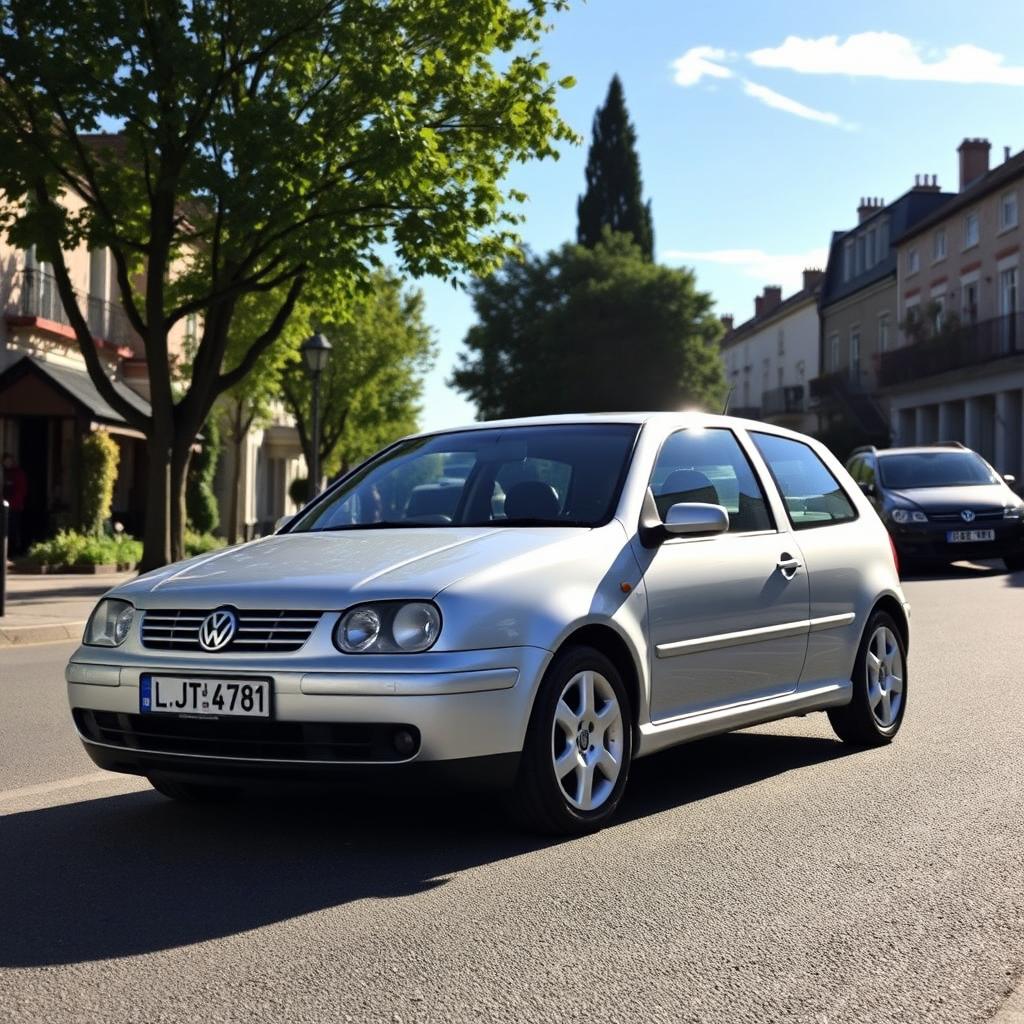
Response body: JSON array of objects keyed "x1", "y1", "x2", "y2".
[
  {"x1": 828, "y1": 611, "x2": 907, "y2": 746},
  {"x1": 511, "y1": 645, "x2": 633, "y2": 836},
  {"x1": 148, "y1": 775, "x2": 240, "y2": 803},
  {"x1": 1003, "y1": 555, "x2": 1024, "y2": 573}
]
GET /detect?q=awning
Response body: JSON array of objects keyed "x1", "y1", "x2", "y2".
[{"x1": 0, "y1": 355, "x2": 151, "y2": 425}]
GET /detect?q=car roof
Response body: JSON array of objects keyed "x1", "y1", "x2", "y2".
[{"x1": 411, "y1": 411, "x2": 803, "y2": 441}]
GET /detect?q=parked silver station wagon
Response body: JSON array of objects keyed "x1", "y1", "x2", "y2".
[{"x1": 68, "y1": 413, "x2": 910, "y2": 834}]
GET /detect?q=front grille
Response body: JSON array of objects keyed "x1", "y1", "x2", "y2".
[
  {"x1": 141, "y1": 609, "x2": 322, "y2": 652},
  {"x1": 73, "y1": 709, "x2": 419, "y2": 763},
  {"x1": 928, "y1": 510, "x2": 1003, "y2": 522}
]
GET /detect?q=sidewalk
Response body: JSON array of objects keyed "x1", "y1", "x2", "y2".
[{"x1": 0, "y1": 572, "x2": 135, "y2": 647}]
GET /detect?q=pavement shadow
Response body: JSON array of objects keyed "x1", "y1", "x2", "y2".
[
  {"x1": 0, "y1": 730, "x2": 852, "y2": 968},
  {"x1": 901, "y1": 559, "x2": 1006, "y2": 582}
]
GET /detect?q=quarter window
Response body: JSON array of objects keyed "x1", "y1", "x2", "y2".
[
  {"x1": 650, "y1": 428, "x2": 773, "y2": 533},
  {"x1": 751, "y1": 433, "x2": 858, "y2": 530}
]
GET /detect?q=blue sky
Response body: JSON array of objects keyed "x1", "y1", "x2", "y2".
[{"x1": 415, "y1": 0, "x2": 1024, "y2": 430}]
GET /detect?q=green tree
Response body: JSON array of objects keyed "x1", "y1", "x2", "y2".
[
  {"x1": 451, "y1": 232, "x2": 725, "y2": 418},
  {"x1": 185, "y1": 413, "x2": 220, "y2": 535},
  {"x1": 0, "y1": 0, "x2": 575, "y2": 570},
  {"x1": 79, "y1": 429, "x2": 120, "y2": 535},
  {"x1": 576, "y1": 75, "x2": 654, "y2": 260},
  {"x1": 280, "y1": 270, "x2": 435, "y2": 483}
]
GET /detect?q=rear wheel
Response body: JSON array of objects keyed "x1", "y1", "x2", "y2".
[
  {"x1": 511, "y1": 646, "x2": 632, "y2": 835},
  {"x1": 148, "y1": 775, "x2": 240, "y2": 803},
  {"x1": 828, "y1": 611, "x2": 907, "y2": 746}
]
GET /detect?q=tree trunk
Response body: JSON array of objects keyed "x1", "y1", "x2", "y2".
[{"x1": 139, "y1": 434, "x2": 172, "y2": 572}]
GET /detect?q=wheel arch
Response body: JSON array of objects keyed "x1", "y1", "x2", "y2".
[{"x1": 870, "y1": 593, "x2": 910, "y2": 653}]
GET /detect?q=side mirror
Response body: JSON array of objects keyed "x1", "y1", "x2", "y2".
[
  {"x1": 663, "y1": 502, "x2": 730, "y2": 536},
  {"x1": 1004, "y1": 474, "x2": 1017, "y2": 485},
  {"x1": 858, "y1": 481, "x2": 876, "y2": 497}
]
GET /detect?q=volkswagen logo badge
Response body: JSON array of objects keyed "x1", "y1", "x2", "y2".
[
  {"x1": 198, "y1": 608, "x2": 238, "y2": 651},
  {"x1": 960, "y1": 509, "x2": 976, "y2": 523}
]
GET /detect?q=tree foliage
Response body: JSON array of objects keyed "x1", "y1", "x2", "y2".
[
  {"x1": 451, "y1": 232, "x2": 725, "y2": 419},
  {"x1": 0, "y1": 0, "x2": 576, "y2": 568},
  {"x1": 79, "y1": 429, "x2": 120, "y2": 535},
  {"x1": 185, "y1": 413, "x2": 220, "y2": 535},
  {"x1": 576, "y1": 75, "x2": 653, "y2": 260},
  {"x1": 280, "y1": 270, "x2": 435, "y2": 481}
]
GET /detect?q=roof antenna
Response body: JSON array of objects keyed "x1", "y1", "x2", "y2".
[{"x1": 721, "y1": 384, "x2": 734, "y2": 415}]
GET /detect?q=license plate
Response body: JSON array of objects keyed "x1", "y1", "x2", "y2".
[
  {"x1": 140, "y1": 675, "x2": 271, "y2": 717},
  {"x1": 946, "y1": 529, "x2": 996, "y2": 543}
]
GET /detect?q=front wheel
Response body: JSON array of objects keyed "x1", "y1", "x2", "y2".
[
  {"x1": 828, "y1": 611, "x2": 907, "y2": 746},
  {"x1": 511, "y1": 646, "x2": 633, "y2": 835}
]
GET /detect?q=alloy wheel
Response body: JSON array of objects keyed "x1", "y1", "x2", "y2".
[
  {"x1": 866, "y1": 625, "x2": 904, "y2": 728},
  {"x1": 551, "y1": 670, "x2": 624, "y2": 811}
]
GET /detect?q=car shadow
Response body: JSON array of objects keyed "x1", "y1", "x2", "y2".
[
  {"x1": 900, "y1": 559, "x2": 1005, "y2": 582},
  {"x1": 0, "y1": 730, "x2": 854, "y2": 968}
]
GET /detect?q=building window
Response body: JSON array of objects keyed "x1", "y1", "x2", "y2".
[
  {"x1": 1001, "y1": 266, "x2": 1019, "y2": 317},
  {"x1": 777, "y1": 366, "x2": 784, "y2": 388},
  {"x1": 878, "y1": 313, "x2": 890, "y2": 353},
  {"x1": 849, "y1": 329, "x2": 861, "y2": 383},
  {"x1": 777, "y1": 328, "x2": 784, "y2": 356},
  {"x1": 855, "y1": 235, "x2": 865, "y2": 275},
  {"x1": 843, "y1": 241, "x2": 854, "y2": 282},
  {"x1": 932, "y1": 228, "x2": 946, "y2": 261},
  {"x1": 906, "y1": 248, "x2": 919, "y2": 274},
  {"x1": 963, "y1": 211, "x2": 980, "y2": 249},
  {"x1": 878, "y1": 217, "x2": 889, "y2": 255},
  {"x1": 1001, "y1": 191, "x2": 1019, "y2": 231},
  {"x1": 904, "y1": 299, "x2": 921, "y2": 343},
  {"x1": 866, "y1": 228, "x2": 876, "y2": 268},
  {"x1": 829, "y1": 333, "x2": 840, "y2": 371},
  {"x1": 961, "y1": 280, "x2": 979, "y2": 324},
  {"x1": 930, "y1": 294, "x2": 945, "y2": 332}
]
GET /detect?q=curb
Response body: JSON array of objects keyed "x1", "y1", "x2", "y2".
[{"x1": 0, "y1": 620, "x2": 86, "y2": 647}]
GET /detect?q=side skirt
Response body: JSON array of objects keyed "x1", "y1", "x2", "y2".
[{"x1": 635, "y1": 680, "x2": 852, "y2": 759}]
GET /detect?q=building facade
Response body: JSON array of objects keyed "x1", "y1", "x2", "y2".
[
  {"x1": 719, "y1": 270, "x2": 823, "y2": 434},
  {"x1": 882, "y1": 139, "x2": 1024, "y2": 479},
  {"x1": 0, "y1": 177, "x2": 305, "y2": 552},
  {"x1": 814, "y1": 184, "x2": 957, "y2": 453}
]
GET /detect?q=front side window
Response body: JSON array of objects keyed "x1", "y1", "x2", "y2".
[
  {"x1": 752, "y1": 433, "x2": 858, "y2": 530},
  {"x1": 291, "y1": 424, "x2": 640, "y2": 531},
  {"x1": 650, "y1": 428, "x2": 773, "y2": 533},
  {"x1": 878, "y1": 451, "x2": 997, "y2": 490}
]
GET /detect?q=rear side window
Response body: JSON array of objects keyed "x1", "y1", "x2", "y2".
[
  {"x1": 650, "y1": 427, "x2": 773, "y2": 533},
  {"x1": 752, "y1": 433, "x2": 858, "y2": 530}
]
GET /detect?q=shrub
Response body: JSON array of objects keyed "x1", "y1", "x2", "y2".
[
  {"x1": 186, "y1": 416, "x2": 221, "y2": 535},
  {"x1": 79, "y1": 430, "x2": 120, "y2": 535},
  {"x1": 28, "y1": 529, "x2": 142, "y2": 568},
  {"x1": 185, "y1": 530, "x2": 226, "y2": 557}
]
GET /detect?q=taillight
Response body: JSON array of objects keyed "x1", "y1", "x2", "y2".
[{"x1": 889, "y1": 535, "x2": 900, "y2": 576}]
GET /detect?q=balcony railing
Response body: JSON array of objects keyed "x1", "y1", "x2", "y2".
[
  {"x1": 9, "y1": 268, "x2": 137, "y2": 349},
  {"x1": 761, "y1": 385, "x2": 805, "y2": 417},
  {"x1": 879, "y1": 312, "x2": 1024, "y2": 388}
]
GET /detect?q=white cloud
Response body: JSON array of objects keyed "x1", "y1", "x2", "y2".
[
  {"x1": 748, "y1": 32, "x2": 1024, "y2": 86},
  {"x1": 661, "y1": 247, "x2": 829, "y2": 297},
  {"x1": 741, "y1": 79, "x2": 844, "y2": 126},
  {"x1": 671, "y1": 46, "x2": 734, "y2": 86}
]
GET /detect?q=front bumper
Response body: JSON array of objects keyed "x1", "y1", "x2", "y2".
[
  {"x1": 888, "y1": 519, "x2": 1024, "y2": 563},
  {"x1": 66, "y1": 645, "x2": 551, "y2": 786}
]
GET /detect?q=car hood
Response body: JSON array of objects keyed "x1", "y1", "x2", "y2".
[
  {"x1": 112, "y1": 528, "x2": 583, "y2": 610},
  {"x1": 888, "y1": 484, "x2": 1010, "y2": 512}
]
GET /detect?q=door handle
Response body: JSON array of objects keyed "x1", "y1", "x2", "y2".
[{"x1": 777, "y1": 554, "x2": 802, "y2": 578}]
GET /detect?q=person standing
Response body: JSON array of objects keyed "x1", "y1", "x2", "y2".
[{"x1": 1, "y1": 451, "x2": 27, "y2": 556}]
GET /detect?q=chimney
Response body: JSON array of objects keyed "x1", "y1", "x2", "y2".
[
  {"x1": 720, "y1": 314, "x2": 734, "y2": 333},
  {"x1": 755, "y1": 286, "x2": 782, "y2": 319},
  {"x1": 958, "y1": 138, "x2": 990, "y2": 190},
  {"x1": 912, "y1": 174, "x2": 940, "y2": 193},
  {"x1": 857, "y1": 196, "x2": 883, "y2": 223},
  {"x1": 802, "y1": 268, "x2": 824, "y2": 292}
]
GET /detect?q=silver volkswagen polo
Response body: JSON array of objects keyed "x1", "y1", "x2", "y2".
[{"x1": 67, "y1": 413, "x2": 909, "y2": 834}]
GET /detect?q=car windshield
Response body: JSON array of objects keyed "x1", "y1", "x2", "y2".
[
  {"x1": 878, "y1": 451, "x2": 997, "y2": 489},
  {"x1": 291, "y1": 423, "x2": 640, "y2": 531}
]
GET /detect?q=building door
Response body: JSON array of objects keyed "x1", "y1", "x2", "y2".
[{"x1": 17, "y1": 416, "x2": 50, "y2": 552}]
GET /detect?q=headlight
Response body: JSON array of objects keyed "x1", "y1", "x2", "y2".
[
  {"x1": 1004, "y1": 505, "x2": 1024, "y2": 520},
  {"x1": 84, "y1": 599, "x2": 135, "y2": 647},
  {"x1": 891, "y1": 508, "x2": 927, "y2": 524},
  {"x1": 334, "y1": 601, "x2": 441, "y2": 654}
]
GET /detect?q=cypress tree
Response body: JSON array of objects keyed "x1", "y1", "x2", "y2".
[{"x1": 576, "y1": 75, "x2": 654, "y2": 260}]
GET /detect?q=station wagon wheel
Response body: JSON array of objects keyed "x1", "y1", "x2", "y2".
[
  {"x1": 828, "y1": 610, "x2": 908, "y2": 746},
  {"x1": 511, "y1": 645, "x2": 633, "y2": 836}
]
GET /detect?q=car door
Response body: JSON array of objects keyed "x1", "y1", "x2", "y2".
[
  {"x1": 636, "y1": 426, "x2": 810, "y2": 723},
  {"x1": 750, "y1": 431, "x2": 865, "y2": 687}
]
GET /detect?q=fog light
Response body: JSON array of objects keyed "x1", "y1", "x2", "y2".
[{"x1": 393, "y1": 728, "x2": 417, "y2": 757}]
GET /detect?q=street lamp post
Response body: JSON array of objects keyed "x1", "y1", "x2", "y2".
[{"x1": 301, "y1": 333, "x2": 332, "y2": 502}]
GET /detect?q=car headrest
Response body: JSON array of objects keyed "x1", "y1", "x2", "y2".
[{"x1": 503, "y1": 480, "x2": 561, "y2": 522}]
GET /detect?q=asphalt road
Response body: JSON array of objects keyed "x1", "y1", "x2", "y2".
[{"x1": 1, "y1": 564, "x2": 1023, "y2": 1024}]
